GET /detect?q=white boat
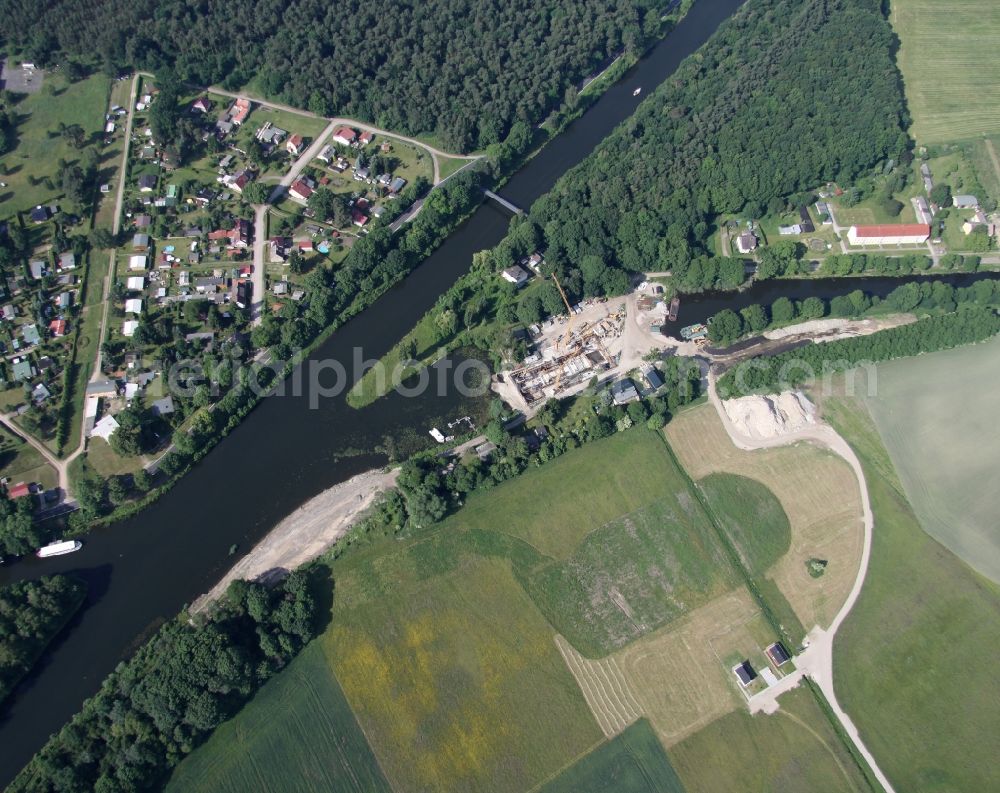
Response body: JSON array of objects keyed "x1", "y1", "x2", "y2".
[
  {"x1": 633, "y1": 87, "x2": 642, "y2": 96},
  {"x1": 36, "y1": 540, "x2": 82, "y2": 558}
]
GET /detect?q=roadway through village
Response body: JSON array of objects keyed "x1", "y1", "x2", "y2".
[{"x1": 706, "y1": 370, "x2": 896, "y2": 793}]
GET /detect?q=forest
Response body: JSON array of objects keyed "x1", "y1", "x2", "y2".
[
  {"x1": 0, "y1": 575, "x2": 86, "y2": 703},
  {"x1": 0, "y1": 0, "x2": 675, "y2": 152},
  {"x1": 717, "y1": 305, "x2": 1000, "y2": 396},
  {"x1": 471, "y1": 0, "x2": 907, "y2": 305},
  {"x1": 10, "y1": 572, "x2": 318, "y2": 792}
]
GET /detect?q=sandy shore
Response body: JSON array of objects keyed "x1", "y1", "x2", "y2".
[{"x1": 190, "y1": 467, "x2": 399, "y2": 613}]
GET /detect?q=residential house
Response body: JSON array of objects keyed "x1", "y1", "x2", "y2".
[
  {"x1": 256, "y1": 123, "x2": 286, "y2": 147},
  {"x1": 611, "y1": 378, "x2": 639, "y2": 405},
  {"x1": 11, "y1": 358, "x2": 33, "y2": 381},
  {"x1": 735, "y1": 231, "x2": 758, "y2": 254},
  {"x1": 135, "y1": 214, "x2": 152, "y2": 229},
  {"x1": 29, "y1": 259, "x2": 46, "y2": 280},
  {"x1": 129, "y1": 254, "x2": 148, "y2": 271},
  {"x1": 953, "y1": 194, "x2": 979, "y2": 210},
  {"x1": 191, "y1": 96, "x2": 213, "y2": 114},
  {"x1": 332, "y1": 126, "x2": 358, "y2": 146},
  {"x1": 194, "y1": 187, "x2": 216, "y2": 206},
  {"x1": 230, "y1": 170, "x2": 254, "y2": 193},
  {"x1": 32, "y1": 382, "x2": 51, "y2": 403},
  {"x1": 389, "y1": 176, "x2": 407, "y2": 194},
  {"x1": 138, "y1": 174, "x2": 157, "y2": 192},
  {"x1": 962, "y1": 209, "x2": 995, "y2": 236},
  {"x1": 57, "y1": 292, "x2": 72, "y2": 309},
  {"x1": 2, "y1": 304, "x2": 15, "y2": 320},
  {"x1": 733, "y1": 660, "x2": 757, "y2": 688},
  {"x1": 234, "y1": 280, "x2": 252, "y2": 309},
  {"x1": 29, "y1": 205, "x2": 51, "y2": 223},
  {"x1": 501, "y1": 265, "x2": 530, "y2": 286},
  {"x1": 152, "y1": 396, "x2": 175, "y2": 416},
  {"x1": 122, "y1": 320, "x2": 139, "y2": 337},
  {"x1": 285, "y1": 134, "x2": 305, "y2": 156},
  {"x1": 269, "y1": 236, "x2": 292, "y2": 262},
  {"x1": 58, "y1": 252, "x2": 76, "y2": 270},
  {"x1": 125, "y1": 298, "x2": 143, "y2": 314},
  {"x1": 229, "y1": 219, "x2": 252, "y2": 248},
  {"x1": 22, "y1": 324, "x2": 40, "y2": 345},
  {"x1": 127, "y1": 276, "x2": 145, "y2": 290},
  {"x1": 359, "y1": 131, "x2": 374, "y2": 146},
  {"x1": 351, "y1": 209, "x2": 369, "y2": 228},
  {"x1": 778, "y1": 224, "x2": 802, "y2": 235},
  {"x1": 289, "y1": 178, "x2": 314, "y2": 202},
  {"x1": 7, "y1": 482, "x2": 31, "y2": 499},
  {"x1": 132, "y1": 233, "x2": 150, "y2": 251},
  {"x1": 317, "y1": 144, "x2": 335, "y2": 164},
  {"x1": 229, "y1": 98, "x2": 252, "y2": 125},
  {"x1": 48, "y1": 319, "x2": 67, "y2": 337}
]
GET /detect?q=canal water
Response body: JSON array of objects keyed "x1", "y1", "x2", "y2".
[{"x1": 0, "y1": 0, "x2": 828, "y2": 780}]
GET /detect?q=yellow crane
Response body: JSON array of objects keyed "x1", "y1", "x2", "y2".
[{"x1": 551, "y1": 273, "x2": 579, "y2": 395}]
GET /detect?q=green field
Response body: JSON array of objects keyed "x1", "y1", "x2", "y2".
[
  {"x1": 165, "y1": 641, "x2": 392, "y2": 793},
  {"x1": 0, "y1": 424, "x2": 57, "y2": 490},
  {"x1": 0, "y1": 71, "x2": 111, "y2": 215},
  {"x1": 862, "y1": 337, "x2": 1000, "y2": 582},
  {"x1": 538, "y1": 719, "x2": 686, "y2": 793},
  {"x1": 697, "y1": 473, "x2": 791, "y2": 577},
  {"x1": 328, "y1": 547, "x2": 603, "y2": 793},
  {"x1": 440, "y1": 429, "x2": 689, "y2": 560},
  {"x1": 521, "y1": 492, "x2": 736, "y2": 657},
  {"x1": 891, "y1": 0, "x2": 1000, "y2": 143},
  {"x1": 669, "y1": 687, "x2": 870, "y2": 792},
  {"x1": 824, "y1": 393, "x2": 1000, "y2": 792}
]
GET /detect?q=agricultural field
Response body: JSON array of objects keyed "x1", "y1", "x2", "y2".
[
  {"x1": 822, "y1": 393, "x2": 1000, "y2": 792},
  {"x1": 861, "y1": 336, "x2": 1000, "y2": 582},
  {"x1": 0, "y1": 70, "x2": 111, "y2": 215},
  {"x1": 164, "y1": 641, "x2": 392, "y2": 793},
  {"x1": 667, "y1": 403, "x2": 864, "y2": 633},
  {"x1": 538, "y1": 719, "x2": 686, "y2": 793},
  {"x1": 438, "y1": 429, "x2": 679, "y2": 560},
  {"x1": 327, "y1": 548, "x2": 603, "y2": 793},
  {"x1": 891, "y1": 0, "x2": 1000, "y2": 144},
  {"x1": 669, "y1": 686, "x2": 870, "y2": 792}
]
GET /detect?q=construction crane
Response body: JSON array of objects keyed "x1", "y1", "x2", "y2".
[{"x1": 551, "y1": 273, "x2": 580, "y2": 395}]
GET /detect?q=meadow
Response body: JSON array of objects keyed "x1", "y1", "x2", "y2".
[
  {"x1": 164, "y1": 641, "x2": 392, "y2": 793},
  {"x1": 0, "y1": 71, "x2": 111, "y2": 215},
  {"x1": 0, "y1": 424, "x2": 57, "y2": 490},
  {"x1": 823, "y1": 392, "x2": 1000, "y2": 792},
  {"x1": 669, "y1": 686, "x2": 871, "y2": 792},
  {"x1": 891, "y1": 0, "x2": 1000, "y2": 143},
  {"x1": 537, "y1": 719, "x2": 687, "y2": 793},
  {"x1": 862, "y1": 336, "x2": 1000, "y2": 582}
]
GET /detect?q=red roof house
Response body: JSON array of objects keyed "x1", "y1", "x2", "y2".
[
  {"x1": 359, "y1": 131, "x2": 374, "y2": 145},
  {"x1": 230, "y1": 98, "x2": 251, "y2": 125},
  {"x1": 285, "y1": 134, "x2": 305, "y2": 156},
  {"x1": 289, "y1": 179, "x2": 314, "y2": 202},
  {"x1": 332, "y1": 126, "x2": 358, "y2": 146},
  {"x1": 49, "y1": 319, "x2": 68, "y2": 337},
  {"x1": 352, "y1": 209, "x2": 369, "y2": 227},
  {"x1": 8, "y1": 482, "x2": 31, "y2": 499}
]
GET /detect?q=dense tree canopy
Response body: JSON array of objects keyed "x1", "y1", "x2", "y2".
[
  {"x1": 0, "y1": 0, "x2": 674, "y2": 152},
  {"x1": 0, "y1": 576, "x2": 86, "y2": 703},
  {"x1": 490, "y1": 0, "x2": 908, "y2": 298}
]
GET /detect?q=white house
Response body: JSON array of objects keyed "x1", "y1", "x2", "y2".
[
  {"x1": 129, "y1": 254, "x2": 148, "y2": 271},
  {"x1": 501, "y1": 265, "x2": 530, "y2": 287},
  {"x1": 125, "y1": 298, "x2": 143, "y2": 314},
  {"x1": 332, "y1": 126, "x2": 358, "y2": 146},
  {"x1": 127, "y1": 276, "x2": 146, "y2": 290},
  {"x1": 847, "y1": 224, "x2": 930, "y2": 246},
  {"x1": 953, "y1": 195, "x2": 979, "y2": 210},
  {"x1": 122, "y1": 320, "x2": 139, "y2": 337},
  {"x1": 91, "y1": 414, "x2": 120, "y2": 442},
  {"x1": 735, "y1": 231, "x2": 758, "y2": 254}
]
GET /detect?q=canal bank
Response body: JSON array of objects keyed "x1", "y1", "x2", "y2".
[{"x1": 0, "y1": 0, "x2": 748, "y2": 782}]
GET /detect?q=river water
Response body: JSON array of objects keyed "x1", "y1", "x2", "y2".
[{"x1": 1, "y1": 0, "x2": 915, "y2": 781}]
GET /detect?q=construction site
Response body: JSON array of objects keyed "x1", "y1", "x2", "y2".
[{"x1": 497, "y1": 280, "x2": 682, "y2": 411}]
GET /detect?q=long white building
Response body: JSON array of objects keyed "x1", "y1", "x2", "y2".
[{"x1": 847, "y1": 223, "x2": 930, "y2": 246}]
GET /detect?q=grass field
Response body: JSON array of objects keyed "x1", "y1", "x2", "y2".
[
  {"x1": 0, "y1": 72, "x2": 111, "y2": 215},
  {"x1": 537, "y1": 719, "x2": 686, "y2": 793},
  {"x1": 165, "y1": 641, "x2": 392, "y2": 793},
  {"x1": 669, "y1": 686, "x2": 870, "y2": 793},
  {"x1": 891, "y1": 0, "x2": 1000, "y2": 143},
  {"x1": 667, "y1": 404, "x2": 864, "y2": 634},
  {"x1": 698, "y1": 473, "x2": 790, "y2": 576},
  {"x1": 0, "y1": 425, "x2": 57, "y2": 490},
  {"x1": 823, "y1": 393, "x2": 1000, "y2": 792},
  {"x1": 521, "y1": 489, "x2": 737, "y2": 657},
  {"x1": 441, "y1": 429, "x2": 680, "y2": 560},
  {"x1": 328, "y1": 548, "x2": 603, "y2": 793},
  {"x1": 861, "y1": 337, "x2": 1000, "y2": 582}
]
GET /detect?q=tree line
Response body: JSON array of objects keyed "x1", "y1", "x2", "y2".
[
  {"x1": 0, "y1": 0, "x2": 675, "y2": 152},
  {"x1": 10, "y1": 571, "x2": 318, "y2": 792},
  {"x1": 717, "y1": 306, "x2": 1000, "y2": 397},
  {"x1": 707, "y1": 277, "x2": 1000, "y2": 346},
  {"x1": 0, "y1": 575, "x2": 86, "y2": 703}
]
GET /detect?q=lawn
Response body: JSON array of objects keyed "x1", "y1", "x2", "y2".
[
  {"x1": 438, "y1": 156, "x2": 472, "y2": 181},
  {"x1": 669, "y1": 686, "x2": 871, "y2": 792},
  {"x1": 0, "y1": 71, "x2": 111, "y2": 215},
  {"x1": 327, "y1": 547, "x2": 603, "y2": 793},
  {"x1": 697, "y1": 473, "x2": 790, "y2": 577},
  {"x1": 538, "y1": 719, "x2": 686, "y2": 793},
  {"x1": 0, "y1": 425, "x2": 57, "y2": 490},
  {"x1": 165, "y1": 640, "x2": 392, "y2": 793},
  {"x1": 84, "y1": 437, "x2": 146, "y2": 477},
  {"x1": 823, "y1": 393, "x2": 1000, "y2": 792},
  {"x1": 891, "y1": 0, "x2": 1000, "y2": 144},
  {"x1": 436, "y1": 429, "x2": 686, "y2": 560},
  {"x1": 861, "y1": 336, "x2": 1000, "y2": 582}
]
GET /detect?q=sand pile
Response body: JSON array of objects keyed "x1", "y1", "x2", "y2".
[{"x1": 722, "y1": 391, "x2": 816, "y2": 440}]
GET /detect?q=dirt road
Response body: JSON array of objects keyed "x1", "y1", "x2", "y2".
[
  {"x1": 189, "y1": 467, "x2": 399, "y2": 613},
  {"x1": 706, "y1": 371, "x2": 895, "y2": 793}
]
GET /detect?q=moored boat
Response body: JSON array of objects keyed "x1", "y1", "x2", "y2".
[
  {"x1": 668, "y1": 296, "x2": 680, "y2": 322},
  {"x1": 36, "y1": 540, "x2": 82, "y2": 558}
]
